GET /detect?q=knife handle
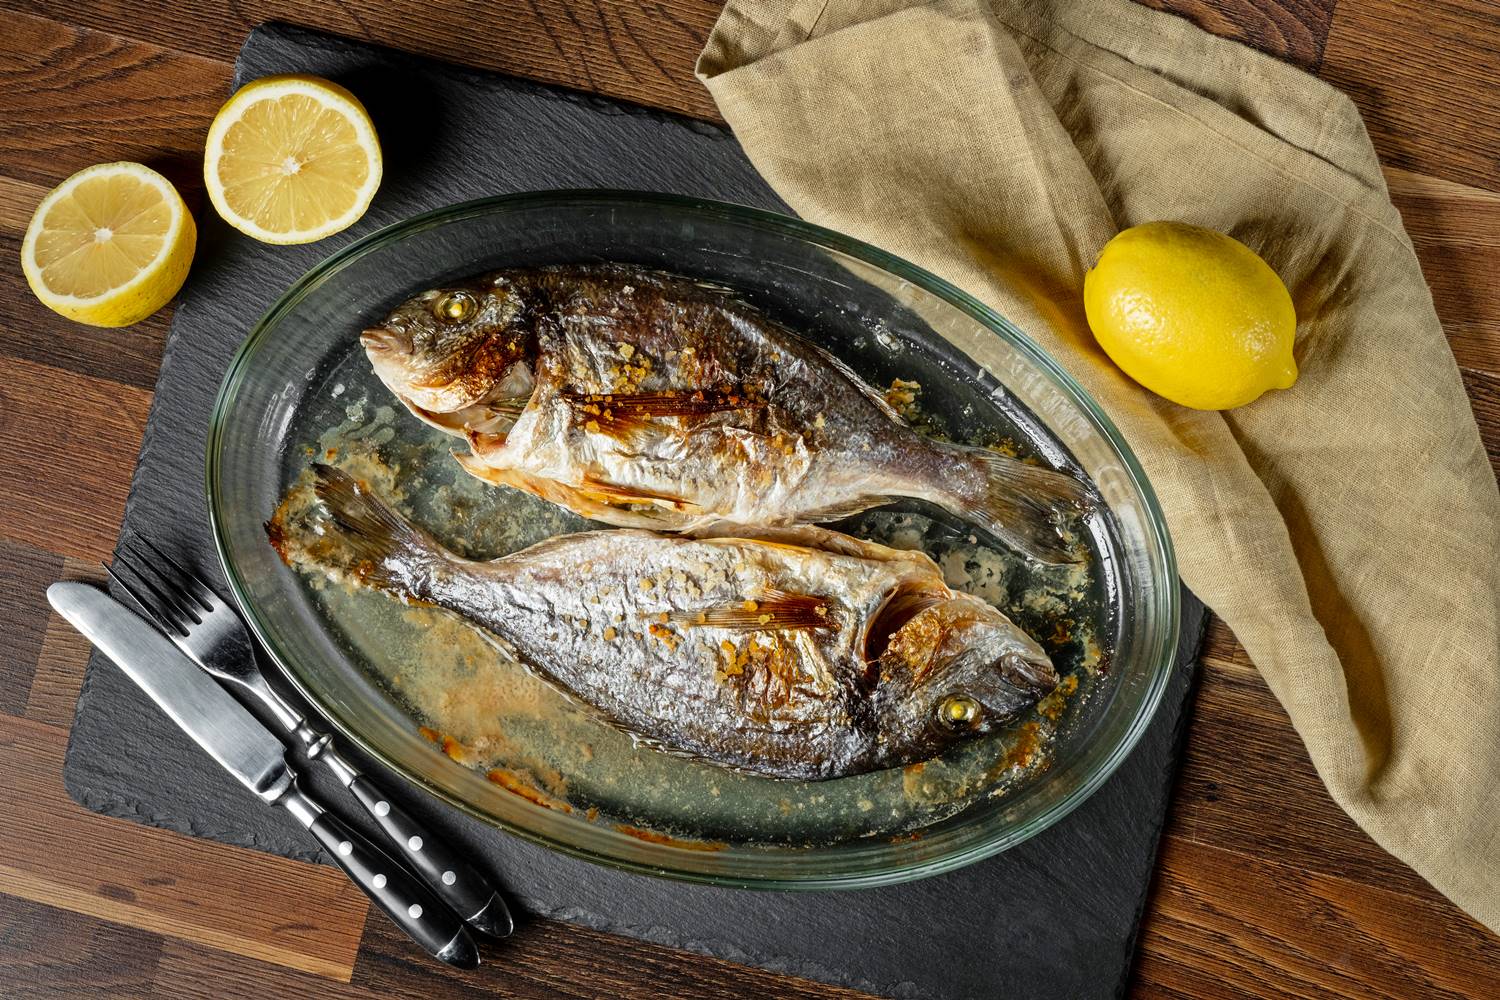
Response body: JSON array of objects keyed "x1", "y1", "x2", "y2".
[
  {"x1": 347, "y1": 774, "x2": 513, "y2": 938},
  {"x1": 278, "y1": 779, "x2": 479, "y2": 969}
]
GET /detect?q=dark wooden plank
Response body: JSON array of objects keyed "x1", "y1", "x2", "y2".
[
  {"x1": 1164, "y1": 659, "x2": 1437, "y2": 899},
  {"x1": 1461, "y1": 367, "x2": 1500, "y2": 473},
  {"x1": 0, "y1": 713, "x2": 370, "y2": 978},
  {"x1": 0, "y1": 0, "x2": 722, "y2": 122},
  {"x1": 153, "y1": 940, "x2": 368, "y2": 998},
  {"x1": 155, "y1": 907, "x2": 874, "y2": 999},
  {"x1": 0, "y1": 537, "x2": 61, "y2": 716},
  {"x1": 1385, "y1": 168, "x2": 1500, "y2": 378},
  {"x1": 1140, "y1": 0, "x2": 1337, "y2": 69},
  {"x1": 1134, "y1": 836, "x2": 1500, "y2": 999},
  {"x1": 1321, "y1": 0, "x2": 1500, "y2": 194},
  {"x1": 0, "y1": 894, "x2": 164, "y2": 998},
  {"x1": 0, "y1": 177, "x2": 47, "y2": 233},
  {"x1": 0, "y1": 355, "x2": 152, "y2": 561},
  {"x1": 0, "y1": 237, "x2": 169, "y2": 390},
  {"x1": 0, "y1": 9, "x2": 229, "y2": 199},
  {"x1": 1197, "y1": 616, "x2": 1252, "y2": 676},
  {"x1": 354, "y1": 905, "x2": 872, "y2": 1000},
  {"x1": 25, "y1": 559, "x2": 104, "y2": 728}
]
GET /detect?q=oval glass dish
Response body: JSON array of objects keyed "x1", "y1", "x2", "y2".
[{"x1": 208, "y1": 191, "x2": 1178, "y2": 888}]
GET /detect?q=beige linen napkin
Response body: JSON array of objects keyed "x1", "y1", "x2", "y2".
[{"x1": 699, "y1": 0, "x2": 1500, "y2": 930}]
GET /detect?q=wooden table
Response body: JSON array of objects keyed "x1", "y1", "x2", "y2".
[{"x1": 1, "y1": 1, "x2": 1495, "y2": 996}]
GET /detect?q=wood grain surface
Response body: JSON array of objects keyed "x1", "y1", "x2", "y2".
[{"x1": 0, "y1": 1, "x2": 1496, "y2": 997}]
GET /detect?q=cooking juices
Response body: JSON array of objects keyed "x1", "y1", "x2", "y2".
[{"x1": 271, "y1": 288, "x2": 1119, "y2": 845}]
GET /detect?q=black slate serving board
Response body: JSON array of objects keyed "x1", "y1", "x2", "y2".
[{"x1": 63, "y1": 23, "x2": 1205, "y2": 1000}]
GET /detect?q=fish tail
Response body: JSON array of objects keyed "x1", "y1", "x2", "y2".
[
  {"x1": 943, "y1": 447, "x2": 1094, "y2": 564},
  {"x1": 310, "y1": 463, "x2": 452, "y2": 596}
]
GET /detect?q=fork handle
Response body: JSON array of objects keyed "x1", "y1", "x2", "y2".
[
  {"x1": 277, "y1": 779, "x2": 478, "y2": 969},
  {"x1": 348, "y1": 774, "x2": 513, "y2": 938},
  {"x1": 303, "y1": 733, "x2": 512, "y2": 938}
]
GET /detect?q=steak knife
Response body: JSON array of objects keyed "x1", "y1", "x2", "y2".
[{"x1": 47, "y1": 582, "x2": 480, "y2": 969}]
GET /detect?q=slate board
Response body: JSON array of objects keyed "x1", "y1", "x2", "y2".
[{"x1": 62, "y1": 23, "x2": 1206, "y2": 1000}]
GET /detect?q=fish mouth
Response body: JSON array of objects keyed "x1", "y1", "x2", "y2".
[
  {"x1": 996, "y1": 651, "x2": 1057, "y2": 695},
  {"x1": 360, "y1": 326, "x2": 412, "y2": 355}
]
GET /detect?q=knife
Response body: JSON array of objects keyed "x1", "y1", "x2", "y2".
[{"x1": 47, "y1": 581, "x2": 480, "y2": 969}]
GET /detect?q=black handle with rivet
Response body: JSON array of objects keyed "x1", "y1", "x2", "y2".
[
  {"x1": 278, "y1": 778, "x2": 479, "y2": 969},
  {"x1": 346, "y1": 773, "x2": 513, "y2": 937},
  {"x1": 296, "y1": 724, "x2": 513, "y2": 939}
]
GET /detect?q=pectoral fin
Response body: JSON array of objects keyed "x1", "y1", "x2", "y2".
[
  {"x1": 470, "y1": 397, "x2": 528, "y2": 429},
  {"x1": 405, "y1": 396, "x2": 528, "y2": 438},
  {"x1": 564, "y1": 388, "x2": 765, "y2": 434},
  {"x1": 577, "y1": 474, "x2": 701, "y2": 513},
  {"x1": 452, "y1": 453, "x2": 692, "y2": 529},
  {"x1": 674, "y1": 590, "x2": 835, "y2": 631},
  {"x1": 799, "y1": 495, "x2": 890, "y2": 522}
]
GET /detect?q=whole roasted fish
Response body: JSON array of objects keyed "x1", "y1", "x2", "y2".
[
  {"x1": 360, "y1": 264, "x2": 1089, "y2": 563},
  {"x1": 309, "y1": 465, "x2": 1058, "y2": 780}
]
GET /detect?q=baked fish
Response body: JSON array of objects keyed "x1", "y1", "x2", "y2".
[
  {"x1": 310, "y1": 465, "x2": 1058, "y2": 780},
  {"x1": 360, "y1": 264, "x2": 1089, "y2": 563}
]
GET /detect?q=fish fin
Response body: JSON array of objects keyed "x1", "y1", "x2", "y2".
[
  {"x1": 397, "y1": 395, "x2": 467, "y2": 437},
  {"x1": 951, "y1": 448, "x2": 1093, "y2": 564},
  {"x1": 463, "y1": 428, "x2": 509, "y2": 459},
  {"x1": 488, "y1": 396, "x2": 530, "y2": 418},
  {"x1": 309, "y1": 464, "x2": 452, "y2": 595},
  {"x1": 400, "y1": 395, "x2": 527, "y2": 438},
  {"x1": 690, "y1": 524, "x2": 944, "y2": 572},
  {"x1": 563, "y1": 388, "x2": 765, "y2": 434},
  {"x1": 673, "y1": 589, "x2": 835, "y2": 631},
  {"x1": 799, "y1": 495, "x2": 890, "y2": 522},
  {"x1": 463, "y1": 397, "x2": 529, "y2": 435},
  {"x1": 576, "y1": 474, "x2": 701, "y2": 513},
  {"x1": 804, "y1": 342, "x2": 908, "y2": 425},
  {"x1": 452, "y1": 452, "x2": 692, "y2": 529}
]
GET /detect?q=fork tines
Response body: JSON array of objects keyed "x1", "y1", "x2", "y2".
[{"x1": 105, "y1": 537, "x2": 214, "y2": 638}]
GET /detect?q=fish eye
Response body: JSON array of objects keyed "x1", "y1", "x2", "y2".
[
  {"x1": 432, "y1": 290, "x2": 476, "y2": 323},
  {"x1": 935, "y1": 693, "x2": 981, "y2": 731}
]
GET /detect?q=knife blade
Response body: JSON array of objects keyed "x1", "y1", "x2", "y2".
[
  {"x1": 47, "y1": 581, "x2": 480, "y2": 969},
  {"x1": 50, "y1": 581, "x2": 289, "y2": 798}
]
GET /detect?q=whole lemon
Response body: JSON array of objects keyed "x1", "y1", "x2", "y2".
[{"x1": 1083, "y1": 221, "x2": 1297, "y2": 410}]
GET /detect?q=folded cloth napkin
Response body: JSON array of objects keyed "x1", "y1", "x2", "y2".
[{"x1": 699, "y1": 0, "x2": 1500, "y2": 931}]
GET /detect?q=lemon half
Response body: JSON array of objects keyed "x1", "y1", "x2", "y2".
[
  {"x1": 20, "y1": 162, "x2": 196, "y2": 328},
  {"x1": 204, "y1": 74, "x2": 382, "y2": 245},
  {"x1": 1084, "y1": 221, "x2": 1297, "y2": 410}
]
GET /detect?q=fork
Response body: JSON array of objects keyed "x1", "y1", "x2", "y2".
[{"x1": 107, "y1": 537, "x2": 513, "y2": 939}]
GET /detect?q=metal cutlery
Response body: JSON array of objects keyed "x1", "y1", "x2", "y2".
[
  {"x1": 46, "y1": 582, "x2": 480, "y2": 969},
  {"x1": 105, "y1": 538, "x2": 512, "y2": 940}
]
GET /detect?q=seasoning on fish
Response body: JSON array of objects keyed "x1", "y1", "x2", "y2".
[
  {"x1": 359, "y1": 264, "x2": 1090, "y2": 563},
  {"x1": 307, "y1": 464, "x2": 1059, "y2": 780}
]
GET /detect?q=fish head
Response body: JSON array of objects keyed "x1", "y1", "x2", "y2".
[
  {"x1": 869, "y1": 590, "x2": 1058, "y2": 758},
  {"x1": 361, "y1": 277, "x2": 535, "y2": 415}
]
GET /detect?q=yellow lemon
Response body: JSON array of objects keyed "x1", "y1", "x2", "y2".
[
  {"x1": 204, "y1": 74, "x2": 381, "y2": 245},
  {"x1": 1083, "y1": 221, "x2": 1297, "y2": 410},
  {"x1": 20, "y1": 162, "x2": 196, "y2": 328}
]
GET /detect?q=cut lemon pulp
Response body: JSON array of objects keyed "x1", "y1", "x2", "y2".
[
  {"x1": 204, "y1": 75, "x2": 382, "y2": 245},
  {"x1": 20, "y1": 162, "x2": 196, "y2": 328}
]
